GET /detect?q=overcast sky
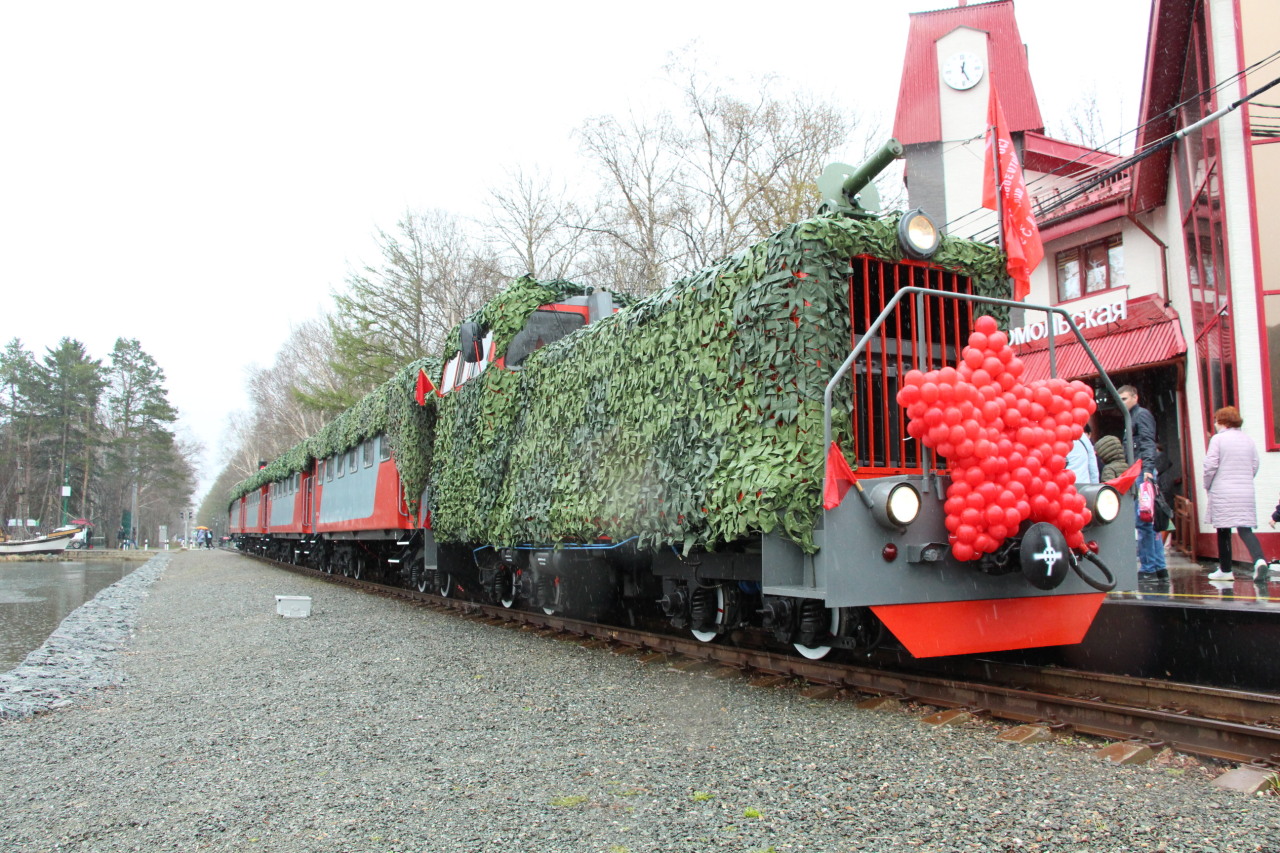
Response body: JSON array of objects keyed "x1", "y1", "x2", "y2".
[{"x1": 0, "y1": 0, "x2": 1152, "y2": 502}]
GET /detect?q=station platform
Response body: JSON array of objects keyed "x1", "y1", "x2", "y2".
[{"x1": 995, "y1": 548, "x2": 1280, "y2": 693}]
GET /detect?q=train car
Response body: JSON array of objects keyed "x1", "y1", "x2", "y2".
[{"x1": 231, "y1": 141, "x2": 1137, "y2": 659}]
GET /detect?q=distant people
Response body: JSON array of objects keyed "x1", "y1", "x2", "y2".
[
  {"x1": 1202, "y1": 405, "x2": 1268, "y2": 582},
  {"x1": 1066, "y1": 422, "x2": 1099, "y2": 485},
  {"x1": 1119, "y1": 385, "x2": 1167, "y2": 579},
  {"x1": 1094, "y1": 433, "x2": 1127, "y2": 483}
]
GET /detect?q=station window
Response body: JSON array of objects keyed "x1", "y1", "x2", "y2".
[
  {"x1": 1056, "y1": 235, "x2": 1124, "y2": 302},
  {"x1": 363, "y1": 441, "x2": 374, "y2": 468},
  {"x1": 379, "y1": 435, "x2": 391, "y2": 461},
  {"x1": 327, "y1": 458, "x2": 334, "y2": 482},
  {"x1": 348, "y1": 450, "x2": 357, "y2": 475},
  {"x1": 336, "y1": 455, "x2": 344, "y2": 479}
]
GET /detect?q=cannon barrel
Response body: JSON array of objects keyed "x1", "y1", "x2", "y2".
[{"x1": 842, "y1": 138, "x2": 904, "y2": 199}]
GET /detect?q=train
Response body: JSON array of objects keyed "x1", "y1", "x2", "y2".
[{"x1": 229, "y1": 141, "x2": 1138, "y2": 659}]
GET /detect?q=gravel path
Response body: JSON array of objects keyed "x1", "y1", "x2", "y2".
[{"x1": 0, "y1": 549, "x2": 1276, "y2": 853}]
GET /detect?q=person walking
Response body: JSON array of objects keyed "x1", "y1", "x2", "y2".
[
  {"x1": 1119, "y1": 385, "x2": 1167, "y2": 579},
  {"x1": 1203, "y1": 405, "x2": 1269, "y2": 582}
]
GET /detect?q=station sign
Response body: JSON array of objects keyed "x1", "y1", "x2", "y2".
[{"x1": 1010, "y1": 299, "x2": 1127, "y2": 346}]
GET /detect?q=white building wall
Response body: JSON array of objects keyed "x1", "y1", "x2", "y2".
[
  {"x1": 1174, "y1": 0, "x2": 1279, "y2": 535},
  {"x1": 936, "y1": 27, "x2": 999, "y2": 242}
]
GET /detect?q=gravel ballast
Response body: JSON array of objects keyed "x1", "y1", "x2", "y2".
[{"x1": 1, "y1": 549, "x2": 1276, "y2": 852}]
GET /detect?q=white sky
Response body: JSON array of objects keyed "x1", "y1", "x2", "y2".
[{"x1": 0, "y1": 0, "x2": 1152, "y2": 501}]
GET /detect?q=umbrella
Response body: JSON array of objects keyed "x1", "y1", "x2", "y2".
[
  {"x1": 70, "y1": 518, "x2": 92, "y2": 526},
  {"x1": 194, "y1": 526, "x2": 210, "y2": 530}
]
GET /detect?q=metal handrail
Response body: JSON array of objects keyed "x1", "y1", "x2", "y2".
[{"x1": 822, "y1": 286, "x2": 1133, "y2": 498}]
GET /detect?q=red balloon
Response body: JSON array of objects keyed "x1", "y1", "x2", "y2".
[
  {"x1": 920, "y1": 382, "x2": 939, "y2": 404},
  {"x1": 975, "y1": 315, "x2": 999, "y2": 334}
]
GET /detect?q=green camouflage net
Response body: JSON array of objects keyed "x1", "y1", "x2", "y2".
[
  {"x1": 430, "y1": 211, "x2": 1006, "y2": 553},
  {"x1": 229, "y1": 356, "x2": 440, "y2": 514}
]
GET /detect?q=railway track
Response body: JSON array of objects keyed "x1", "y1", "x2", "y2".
[{"x1": 251, "y1": 551, "x2": 1280, "y2": 769}]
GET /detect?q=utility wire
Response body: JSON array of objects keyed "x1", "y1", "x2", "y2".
[{"x1": 947, "y1": 59, "x2": 1280, "y2": 244}]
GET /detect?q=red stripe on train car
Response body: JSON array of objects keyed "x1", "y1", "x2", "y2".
[{"x1": 870, "y1": 593, "x2": 1106, "y2": 658}]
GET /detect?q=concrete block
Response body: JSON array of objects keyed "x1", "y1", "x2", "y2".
[
  {"x1": 922, "y1": 709, "x2": 974, "y2": 726},
  {"x1": 1096, "y1": 742, "x2": 1155, "y2": 764},
  {"x1": 1212, "y1": 766, "x2": 1279, "y2": 794},
  {"x1": 998, "y1": 724, "x2": 1054, "y2": 744}
]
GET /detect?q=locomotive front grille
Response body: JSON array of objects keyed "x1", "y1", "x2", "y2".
[{"x1": 845, "y1": 257, "x2": 976, "y2": 473}]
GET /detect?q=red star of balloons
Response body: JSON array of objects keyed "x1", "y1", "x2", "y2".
[{"x1": 896, "y1": 315, "x2": 1096, "y2": 561}]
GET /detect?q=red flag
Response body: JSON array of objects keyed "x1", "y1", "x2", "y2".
[
  {"x1": 1106, "y1": 460, "x2": 1144, "y2": 495},
  {"x1": 414, "y1": 368, "x2": 435, "y2": 405},
  {"x1": 982, "y1": 84, "x2": 1043, "y2": 302},
  {"x1": 822, "y1": 442, "x2": 858, "y2": 510}
]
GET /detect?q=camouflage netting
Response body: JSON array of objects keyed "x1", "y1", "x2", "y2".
[
  {"x1": 430, "y1": 211, "x2": 1007, "y2": 553},
  {"x1": 229, "y1": 356, "x2": 440, "y2": 513}
]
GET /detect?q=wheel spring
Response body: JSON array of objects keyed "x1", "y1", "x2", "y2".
[
  {"x1": 797, "y1": 599, "x2": 827, "y2": 647},
  {"x1": 689, "y1": 586, "x2": 716, "y2": 632}
]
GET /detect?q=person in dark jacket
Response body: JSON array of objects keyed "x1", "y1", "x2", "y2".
[
  {"x1": 1203, "y1": 406, "x2": 1268, "y2": 582},
  {"x1": 1119, "y1": 385, "x2": 1167, "y2": 578}
]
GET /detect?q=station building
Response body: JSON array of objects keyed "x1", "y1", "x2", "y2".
[{"x1": 892, "y1": 0, "x2": 1279, "y2": 563}]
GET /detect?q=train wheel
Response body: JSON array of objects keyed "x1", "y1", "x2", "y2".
[
  {"x1": 793, "y1": 602, "x2": 840, "y2": 660},
  {"x1": 689, "y1": 584, "x2": 726, "y2": 643},
  {"x1": 537, "y1": 574, "x2": 560, "y2": 615},
  {"x1": 350, "y1": 554, "x2": 364, "y2": 580},
  {"x1": 437, "y1": 572, "x2": 455, "y2": 598},
  {"x1": 491, "y1": 567, "x2": 516, "y2": 608}
]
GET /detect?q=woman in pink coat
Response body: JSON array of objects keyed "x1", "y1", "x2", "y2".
[{"x1": 1203, "y1": 406, "x2": 1268, "y2": 582}]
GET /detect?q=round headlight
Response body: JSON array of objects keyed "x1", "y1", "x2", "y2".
[
  {"x1": 886, "y1": 483, "x2": 922, "y2": 526},
  {"x1": 1092, "y1": 485, "x2": 1121, "y2": 523},
  {"x1": 898, "y1": 209, "x2": 941, "y2": 259}
]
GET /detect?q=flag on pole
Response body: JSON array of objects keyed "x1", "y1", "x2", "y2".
[
  {"x1": 982, "y1": 84, "x2": 1043, "y2": 301},
  {"x1": 822, "y1": 442, "x2": 858, "y2": 510},
  {"x1": 414, "y1": 368, "x2": 435, "y2": 405}
]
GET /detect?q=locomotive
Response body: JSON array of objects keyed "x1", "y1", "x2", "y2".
[{"x1": 229, "y1": 141, "x2": 1137, "y2": 659}]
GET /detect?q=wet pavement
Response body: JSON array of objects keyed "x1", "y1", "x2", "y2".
[{"x1": 0, "y1": 559, "x2": 142, "y2": 671}]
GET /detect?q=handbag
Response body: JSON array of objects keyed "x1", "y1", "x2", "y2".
[{"x1": 1138, "y1": 480, "x2": 1156, "y2": 523}]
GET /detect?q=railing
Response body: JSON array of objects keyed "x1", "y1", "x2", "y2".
[{"x1": 823, "y1": 286, "x2": 1134, "y2": 492}]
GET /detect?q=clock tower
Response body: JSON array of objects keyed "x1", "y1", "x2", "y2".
[{"x1": 892, "y1": 1, "x2": 1044, "y2": 240}]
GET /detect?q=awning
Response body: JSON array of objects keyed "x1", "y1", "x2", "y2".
[{"x1": 1014, "y1": 296, "x2": 1187, "y2": 383}]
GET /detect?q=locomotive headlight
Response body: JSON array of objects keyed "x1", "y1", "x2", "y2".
[
  {"x1": 898, "y1": 209, "x2": 941, "y2": 259},
  {"x1": 870, "y1": 481, "x2": 922, "y2": 529},
  {"x1": 1079, "y1": 484, "x2": 1122, "y2": 524}
]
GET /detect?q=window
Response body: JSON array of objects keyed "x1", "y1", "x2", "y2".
[
  {"x1": 326, "y1": 458, "x2": 334, "y2": 482},
  {"x1": 363, "y1": 441, "x2": 374, "y2": 468},
  {"x1": 348, "y1": 450, "x2": 357, "y2": 475},
  {"x1": 1056, "y1": 235, "x2": 1124, "y2": 302},
  {"x1": 336, "y1": 454, "x2": 344, "y2": 479},
  {"x1": 506, "y1": 310, "x2": 586, "y2": 367},
  {"x1": 379, "y1": 435, "x2": 391, "y2": 461}
]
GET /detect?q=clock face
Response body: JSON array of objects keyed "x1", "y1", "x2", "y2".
[{"x1": 942, "y1": 51, "x2": 985, "y2": 90}]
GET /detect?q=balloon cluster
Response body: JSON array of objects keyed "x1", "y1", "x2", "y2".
[{"x1": 896, "y1": 315, "x2": 1096, "y2": 561}]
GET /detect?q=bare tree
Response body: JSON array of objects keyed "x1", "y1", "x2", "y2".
[
  {"x1": 298, "y1": 210, "x2": 506, "y2": 414},
  {"x1": 576, "y1": 63, "x2": 883, "y2": 295},
  {"x1": 578, "y1": 110, "x2": 684, "y2": 294},
  {"x1": 486, "y1": 168, "x2": 591, "y2": 281}
]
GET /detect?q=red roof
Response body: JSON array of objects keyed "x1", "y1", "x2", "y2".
[
  {"x1": 1014, "y1": 295, "x2": 1187, "y2": 382},
  {"x1": 893, "y1": 0, "x2": 1043, "y2": 145},
  {"x1": 1130, "y1": 0, "x2": 1195, "y2": 213}
]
